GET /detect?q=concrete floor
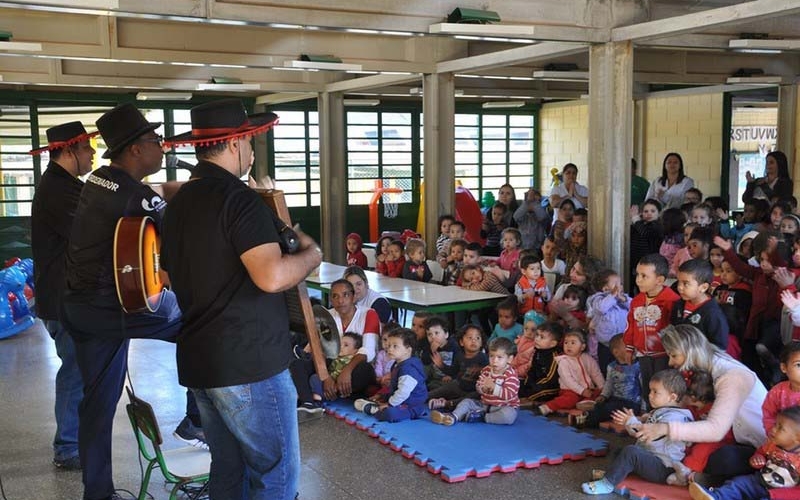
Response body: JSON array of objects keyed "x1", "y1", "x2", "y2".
[{"x1": 0, "y1": 320, "x2": 631, "y2": 500}]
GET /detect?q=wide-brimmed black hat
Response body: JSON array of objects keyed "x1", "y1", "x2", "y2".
[
  {"x1": 164, "y1": 99, "x2": 278, "y2": 147},
  {"x1": 96, "y1": 103, "x2": 161, "y2": 159},
  {"x1": 29, "y1": 121, "x2": 99, "y2": 156}
]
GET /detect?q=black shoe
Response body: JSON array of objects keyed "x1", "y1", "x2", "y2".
[
  {"x1": 297, "y1": 401, "x2": 324, "y2": 423},
  {"x1": 53, "y1": 455, "x2": 81, "y2": 471},
  {"x1": 173, "y1": 416, "x2": 209, "y2": 450}
]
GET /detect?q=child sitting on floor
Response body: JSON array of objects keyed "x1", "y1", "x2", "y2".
[
  {"x1": 536, "y1": 329, "x2": 604, "y2": 416},
  {"x1": 427, "y1": 324, "x2": 488, "y2": 409},
  {"x1": 674, "y1": 370, "x2": 734, "y2": 486},
  {"x1": 420, "y1": 316, "x2": 458, "y2": 390},
  {"x1": 373, "y1": 327, "x2": 397, "y2": 393},
  {"x1": 402, "y1": 238, "x2": 433, "y2": 282},
  {"x1": 354, "y1": 328, "x2": 428, "y2": 422},
  {"x1": 762, "y1": 342, "x2": 800, "y2": 434},
  {"x1": 690, "y1": 405, "x2": 800, "y2": 500},
  {"x1": 550, "y1": 284, "x2": 588, "y2": 332},
  {"x1": 512, "y1": 316, "x2": 539, "y2": 376},
  {"x1": 345, "y1": 232, "x2": 368, "y2": 269},
  {"x1": 489, "y1": 297, "x2": 523, "y2": 342},
  {"x1": 586, "y1": 334, "x2": 642, "y2": 428},
  {"x1": 310, "y1": 332, "x2": 362, "y2": 402},
  {"x1": 519, "y1": 321, "x2": 563, "y2": 404},
  {"x1": 431, "y1": 337, "x2": 520, "y2": 426},
  {"x1": 582, "y1": 369, "x2": 694, "y2": 495}
]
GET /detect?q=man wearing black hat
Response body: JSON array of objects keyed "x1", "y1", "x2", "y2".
[
  {"x1": 161, "y1": 99, "x2": 322, "y2": 500},
  {"x1": 60, "y1": 104, "x2": 199, "y2": 500},
  {"x1": 31, "y1": 121, "x2": 97, "y2": 471}
]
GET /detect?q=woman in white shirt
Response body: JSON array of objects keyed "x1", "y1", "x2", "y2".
[{"x1": 645, "y1": 152, "x2": 695, "y2": 210}]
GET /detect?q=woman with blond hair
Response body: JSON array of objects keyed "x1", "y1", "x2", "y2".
[{"x1": 635, "y1": 324, "x2": 766, "y2": 484}]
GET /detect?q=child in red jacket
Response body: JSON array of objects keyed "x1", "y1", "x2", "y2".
[{"x1": 345, "y1": 232, "x2": 367, "y2": 269}]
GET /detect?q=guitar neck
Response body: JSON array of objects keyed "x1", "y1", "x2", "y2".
[{"x1": 254, "y1": 188, "x2": 330, "y2": 381}]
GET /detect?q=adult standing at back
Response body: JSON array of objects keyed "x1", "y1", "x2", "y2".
[
  {"x1": 496, "y1": 183, "x2": 519, "y2": 228},
  {"x1": 742, "y1": 150, "x2": 793, "y2": 205},
  {"x1": 636, "y1": 324, "x2": 767, "y2": 484},
  {"x1": 31, "y1": 121, "x2": 97, "y2": 471},
  {"x1": 161, "y1": 99, "x2": 322, "y2": 500},
  {"x1": 549, "y1": 163, "x2": 588, "y2": 221},
  {"x1": 645, "y1": 152, "x2": 694, "y2": 210}
]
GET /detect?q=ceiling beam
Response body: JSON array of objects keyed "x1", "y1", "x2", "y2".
[
  {"x1": 436, "y1": 42, "x2": 588, "y2": 74},
  {"x1": 612, "y1": 0, "x2": 800, "y2": 43},
  {"x1": 325, "y1": 73, "x2": 422, "y2": 93}
]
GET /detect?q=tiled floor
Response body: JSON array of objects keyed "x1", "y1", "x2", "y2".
[{"x1": 0, "y1": 320, "x2": 629, "y2": 500}]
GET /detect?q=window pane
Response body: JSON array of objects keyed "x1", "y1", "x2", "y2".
[
  {"x1": 509, "y1": 163, "x2": 534, "y2": 176},
  {"x1": 382, "y1": 113, "x2": 411, "y2": 125},
  {"x1": 482, "y1": 152, "x2": 507, "y2": 164},
  {"x1": 455, "y1": 151, "x2": 479, "y2": 164},
  {"x1": 276, "y1": 111, "x2": 306, "y2": 124},
  {"x1": 482, "y1": 140, "x2": 506, "y2": 152},
  {"x1": 273, "y1": 125, "x2": 307, "y2": 138},
  {"x1": 482, "y1": 115, "x2": 507, "y2": 127},
  {"x1": 347, "y1": 112, "x2": 377, "y2": 125},
  {"x1": 455, "y1": 114, "x2": 479, "y2": 126},
  {"x1": 509, "y1": 152, "x2": 534, "y2": 164},
  {"x1": 510, "y1": 115, "x2": 534, "y2": 127}
]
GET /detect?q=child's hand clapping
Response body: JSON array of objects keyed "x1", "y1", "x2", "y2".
[
  {"x1": 781, "y1": 289, "x2": 800, "y2": 311},
  {"x1": 611, "y1": 408, "x2": 636, "y2": 426},
  {"x1": 712, "y1": 235, "x2": 732, "y2": 252}
]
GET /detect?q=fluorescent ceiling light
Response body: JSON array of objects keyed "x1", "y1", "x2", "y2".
[
  {"x1": 532, "y1": 70, "x2": 589, "y2": 81},
  {"x1": 196, "y1": 83, "x2": 261, "y2": 91},
  {"x1": 726, "y1": 76, "x2": 786, "y2": 84},
  {"x1": 0, "y1": 75, "x2": 3, "y2": 81},
  {"x1": 136, "y1": 92, "x2": 193, "y2": 101},
  {"x1": 482, "y1": 101, "x2": 526, "y2": 109},
  {"x1": 429, "y1": 23, "x2": 535, "y2": 37},
  {"x1": 283, "y1": 60, "x2": 362, "y2": 72},
  {"x1": 0, "y1": 41, "x2": 42, "y2": 52},
  {"x1": 729, "y1": 39, "x2": 800, "y2": 52},
  {"x1": 409, "y1": 88, "x2": 464, "y2": 96},
  {"x1": 13, "y1": 0, "x2": 118, "y2": 8},
  {"x1": 343, "y1": 99, "x2": 380, "y2": 107}
]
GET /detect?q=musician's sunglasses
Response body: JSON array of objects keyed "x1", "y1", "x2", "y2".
[{"x1": 139, "y1": 134, "x2": 165, "y2": 148}]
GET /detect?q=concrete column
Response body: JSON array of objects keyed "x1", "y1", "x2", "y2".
[
  {"x1": 587, "y1": 41, "x2": 634, "y2": 279},
  {"x1": 778, "y1": 84, "x2": 797, "y2": 172},
  {"x1": 633, "y1": 99, "x2": 645, "y2": 174},
  {"x1": 422, "y1": 73, "x2": 456, "y2": 256},
  {"x1": 318, "y1": 91, "x2": 347, "y2": 264}
]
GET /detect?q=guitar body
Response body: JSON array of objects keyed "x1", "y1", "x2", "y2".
[
  {"x1": 114, "y1": 216, "x2": 166, "y2": 313},
  {"x1": 254, "y1": 188, "x2": 331, "y2": 382}
]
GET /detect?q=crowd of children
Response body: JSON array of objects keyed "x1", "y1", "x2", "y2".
[{"x1": 333, "y1": 152, "x2": 800, "y2": 497}]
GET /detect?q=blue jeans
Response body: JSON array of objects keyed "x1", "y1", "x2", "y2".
[
  {"x1": 47, "y1": 320, "x2": 83, "y2": 461},
  {"x1": 63, "y1": 290, "x2": 182, "y2": 500},
  {"x1": 709, "y1": 473, "x2": 769, "y2": 500},
  {"x1": 604, "y1": 444, "x2": 673, "y2": 486},
  {"x1": 192, "y1": 370, "x2": 300, "y2": 500}
]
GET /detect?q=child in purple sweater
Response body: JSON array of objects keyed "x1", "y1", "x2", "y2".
[{"x1": 587, "y1": 269, "x2": 631, "y2": 373}]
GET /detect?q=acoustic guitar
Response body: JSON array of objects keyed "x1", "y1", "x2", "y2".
[
  {"x1": 113, "y1": 216, "x2": 166, "y2": 313},
  {"x1": 254, "y1": 188, "x2": 331, "y2": 382}
]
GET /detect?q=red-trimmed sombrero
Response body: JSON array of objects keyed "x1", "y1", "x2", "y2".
[
  {"x1": 29, "y1": 121, "x2": 100, "y2": 156},
  {"x1": 164, "y1": 99, "x2": 278, "y2": 147}
]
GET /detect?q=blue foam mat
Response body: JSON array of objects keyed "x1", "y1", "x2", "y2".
[{"x1": 325, "y1": 399, "x2": 608, "y2": 482}]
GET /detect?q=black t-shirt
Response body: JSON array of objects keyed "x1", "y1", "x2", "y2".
[
  {"x1": 31, "y1": 162, "x2": 84, "y2": 319},
  {"x1": 161, "y1": 160, "x2": 291, "y2": 389},
  {"x1": 65, "y1": 165, "x2": 166, "y2": 295}
]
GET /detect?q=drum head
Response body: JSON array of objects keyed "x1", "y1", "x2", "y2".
[{"x1": 312, "y1": 304, "x2": 341, "y2": 360}]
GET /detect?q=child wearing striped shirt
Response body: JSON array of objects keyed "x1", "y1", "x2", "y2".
[{"x1": 430, "y1": 337, "x2": 520, "y2": 426}]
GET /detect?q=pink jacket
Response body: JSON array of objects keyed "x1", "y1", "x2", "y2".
[{"x1": 556, "y1": 353, "x2": 604, "y2": 395}]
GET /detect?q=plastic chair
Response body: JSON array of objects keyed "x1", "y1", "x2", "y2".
[{"x1": 125, "y1": 388, "x2": 211, "y2": 500}]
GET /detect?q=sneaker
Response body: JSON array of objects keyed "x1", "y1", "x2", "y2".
[
  {"x1": 688, "y1": 481, "x2": 715, "y2": 500},
  {"x1": 666, "y1": 472, "x2": 688, "y2": 486},
  {"x1": 427, "y1": 397, "x2": 447, "y2": 410},
  {"x1": 430, "y1": 410, "x2": 456, "y2": 426},
  {"x1": 53, "y1": 455, "x2": 81, "y2": 471},
  {"x1": 297, "y1": 401, "x2": 324, "y2": 423},
  {"x1": 353, "y1": 398, "x2": 379, "y2": 415},
  {"x1": 581, "y1": 478, "x2": 614, "y2": 495},
  {"x1": 173, "y1": 416, "x2": 209, "y2": 450},
  {"x1": 576, "y1": 399, "x2": 597, "y2": 411},
  {"x1": 464, "y1": 410, "x2": 485, "y2": 423}
]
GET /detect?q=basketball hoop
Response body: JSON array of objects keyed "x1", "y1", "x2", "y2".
[
  {"x1": 383, "y1": 191, "x2": 400, "y2": 219},
  {"x1": 368, "y1": 180, "x2": 404, "y2": 242}
]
